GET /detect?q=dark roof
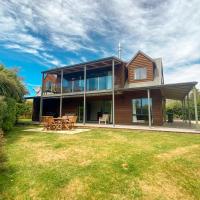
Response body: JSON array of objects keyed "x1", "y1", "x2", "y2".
[
  {"x1": 120, "y1": 82, "x2": 197, "y2": 100},
  {"x1": 42, "y1": 56, "x2": 125, "y2": 74}
]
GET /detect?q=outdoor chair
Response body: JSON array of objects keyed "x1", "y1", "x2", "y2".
[
  {"x1": 61, "y1": 116, "x2": 70, "y2": 130},
  {"x1": 41, "y1": 116, "x2": 55, "y2": 130},
  {"x1": 67, "y1": 115, "x2": 78, "y2": 129},
  {"x1": 99, "y1": 114, "x2": 110, "y2": 124}
]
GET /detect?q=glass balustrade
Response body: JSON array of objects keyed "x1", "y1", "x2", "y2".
[
  {"x1": 86, "y1": 75, "x2": 112, "y2": 91},
  {"x1": 62, "y1": 71, "x2": 112, "y2": 93},
  {"x1": 63, "y1": 78, "x2": 84, "y2": 93}
]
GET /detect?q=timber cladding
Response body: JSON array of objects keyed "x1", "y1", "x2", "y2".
[
  {"x1": 127, "y1": 52, "x2": 154, "y2": 83},
  {"x1": 115, "y1": 63, "x2": 127, "y2": 89},
  {"x1": 115, "y1": 89, "x2": 164, "y2": 125}
]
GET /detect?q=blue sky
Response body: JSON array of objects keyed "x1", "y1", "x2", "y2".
[{"x1": 0, "y1": 0, "x2": 200, "y2": 96}]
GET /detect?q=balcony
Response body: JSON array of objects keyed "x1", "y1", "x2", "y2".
[
  {"x1": 42, "y1": 68, "x2": 113, "y2": 96},
  {"x1": 41, "y1": 57, "x2": 124, "y2": 97}
]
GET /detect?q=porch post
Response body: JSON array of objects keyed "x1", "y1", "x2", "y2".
[
  {"x1": 147, "y1": 89, "x2": 151, "y2": 127},
  {"x1": 187, "y1": 94, "x2": 191, "y2": 125},
  {"x1": 184, "y1": 98, "x2": 186, "y2": 122},
  {"x1": 193, "y1": 86, "x2": 198, "y2": 125},
  {"x1": 59, "y1": 69, "x2": 63, "y2": 117},
  {"x1": 112, "y1": 59, "x2": 115, "y2": 127},
  {"x1": 83, "y1": 65, "x2": 86, "y2": 125},
  {"x1": 39, "y1": 72, "x2": 44, "y2": 121},
  {"x1": 181, "y1": 100, "x2": 184, "y2": 122}
]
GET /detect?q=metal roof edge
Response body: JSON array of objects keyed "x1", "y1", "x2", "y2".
[{"x1": 41, "y1": 56, "x2": 125, "y2": 73}]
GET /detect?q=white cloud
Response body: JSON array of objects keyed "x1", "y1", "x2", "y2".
[
  {"x1": 0, "y1": 0, "x2": 200, "y2": 86},
  {"x1": 4, "y1": 44, "x2": 39, "y2": 55},
  {"x1": 165, "y1": 64, "x2": 200, "y2": 88}
]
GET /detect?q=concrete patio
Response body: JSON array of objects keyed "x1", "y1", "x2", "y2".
[
  {"x1": 76, "y1": 121, "x2": 200, "y2": 134},
  {"x1": 24, "y1": 127, "x2": 91, "y2": 134}
]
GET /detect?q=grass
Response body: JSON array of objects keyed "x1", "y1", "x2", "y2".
[{"x1": 0, "y1": 125, "x2": 200, "y2": 200}]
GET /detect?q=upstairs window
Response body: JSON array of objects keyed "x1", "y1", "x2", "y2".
[{"x1": 134, "y1": 67, "x2": 147, "y2": 80}]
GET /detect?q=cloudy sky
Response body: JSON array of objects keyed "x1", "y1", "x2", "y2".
[{"x1": 0, "y1": 0, "x2": 200, "y2": 95}]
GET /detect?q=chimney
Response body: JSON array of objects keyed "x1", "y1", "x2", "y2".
[{"x1": 118, "y1": 42, "x2": 121, "y2": 59}]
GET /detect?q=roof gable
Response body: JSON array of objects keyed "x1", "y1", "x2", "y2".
[{"x1": 126, "y1": 50, "x2": 155, "y2": 67}]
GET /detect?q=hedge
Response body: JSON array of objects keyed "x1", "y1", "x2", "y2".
[{"x1": 0, "y1": 97, "x2": 16, "y2": 132}]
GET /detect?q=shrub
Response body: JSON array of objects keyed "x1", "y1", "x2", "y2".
[
  {"x1": 2, "y1": 98, "x2": 16, "y2": 131},
  {"x1": 0, "y1": 129, "x2": 6, "y2": 171},
  {"x1": 0, "y1": 96, "x2": 7, "y2": 128},
  {"x1": 16, "y1": 100, "x2": 32, "y2": 121}
]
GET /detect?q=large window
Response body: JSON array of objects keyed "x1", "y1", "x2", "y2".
[
  {"x1": 134, "y1": 67, "x2": 147, "y2": 80},
  {"x1": 132, "y1": 98, "x2": 152, "y2": 123}
]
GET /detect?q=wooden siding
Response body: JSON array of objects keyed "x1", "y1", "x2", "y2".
[
  {"x1": 128, "y1": 53, "x2": 154, "y2": 83},
  {"x1": 115, "y1": 90, "x2": 164, "y2": 125},
  {"x1": 62, "y1": 98, "x2": 82, "y2": 116},
  {"x1": 115, "y1": 63, "x2": 127, "y2": 89}
]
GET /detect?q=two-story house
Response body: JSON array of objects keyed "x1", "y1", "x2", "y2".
[{"x1": 31, "y1": 51, "x2": 198, "y2": 126}]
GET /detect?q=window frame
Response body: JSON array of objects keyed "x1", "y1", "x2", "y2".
[
  {"x1": 132, "y1": 98, "x2": 152, "y2": 123},
  {"x1": 134, "y1": 67, "x2": 147, "y2": 80}
]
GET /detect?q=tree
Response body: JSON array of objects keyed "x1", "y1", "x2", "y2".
[
  {"x1": 166, "y1": 88, "x2": 200, "y2": 120},
  {"x1": 2, "y1": 98, "x2": 16, "y2": 131},
  {"x1": 0, "y1": 65, "x2": 27, "y2": 102},
  {"x1": 0, "y1": 64, "x2": 27, "y2": 131},
  {"x1": 16, "y1": 100, "x2": 33, "y2": 121}
]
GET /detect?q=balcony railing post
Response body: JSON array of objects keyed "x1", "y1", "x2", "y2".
[
  {"x1": 147, "y1": 89, "x2": 152, "y2": 127},
  {"x1": 83, "y1": 65, "x2": 87, "y2": 125},
  {"x1": 59, "y1": 69, "x2": 63, "y2": 117},
  {"x1": 112, "y1": 59, "x2": 115, "y2": 127},
  {"x1": 39, "y1": 72, "x2": 44, "y2": 121}
]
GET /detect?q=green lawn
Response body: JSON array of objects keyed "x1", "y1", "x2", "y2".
[{"x1": 0, "y1": 125, "x2": 200, "y2": 200}]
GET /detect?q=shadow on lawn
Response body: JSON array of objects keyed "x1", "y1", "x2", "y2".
[
  {"x1": 0, "y1": 165, "x2": 17, "y2": 195},
  {"x1": 0, "y1": 124, "x2": 40, "y2": 195},
  {"x1": 0, "y1": 133, "x2": 17, "y2": 195}
]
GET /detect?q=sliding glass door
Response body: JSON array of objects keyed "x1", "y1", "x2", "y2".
[
  {"x1": 86, "y1": 100, "x2": 111, "y2": 122},
  {"x1": 132, "y1": 98, "x2": 152, "y2": 123}
]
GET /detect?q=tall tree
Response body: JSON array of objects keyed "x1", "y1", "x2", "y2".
[{"x1": 0, "y1": 65, "x2": 27, "y2": 101}]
